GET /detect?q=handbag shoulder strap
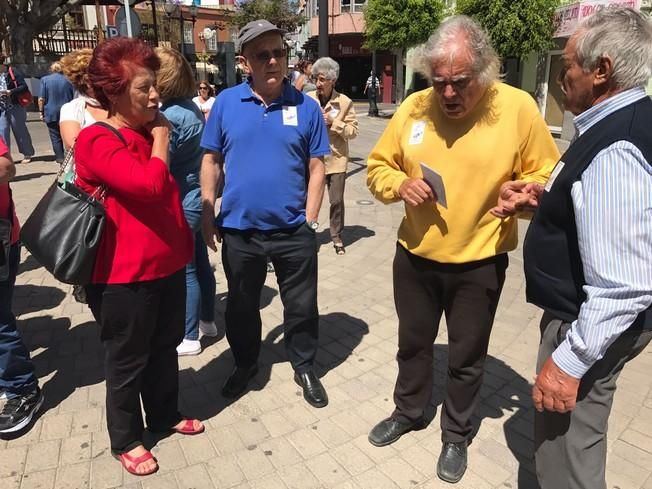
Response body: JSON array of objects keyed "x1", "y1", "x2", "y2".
[{"x1": 93, "y1": 121, "x2": 128, "y2": 147}]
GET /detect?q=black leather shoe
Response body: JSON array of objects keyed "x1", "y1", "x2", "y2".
[
  {"x1": 368, "y1": 416, "x2": 425, "y2": 447},
  {"x1": 221, "y1": 365, "x2": 258, "y2": 398},
  {"x1": 437, "y1": 441, "x2": 468, "y2": 483},
  {"x1": 294, "y1": 371, "x2": 328, "y2": 408}
]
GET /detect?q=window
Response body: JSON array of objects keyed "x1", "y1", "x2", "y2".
[
  {"x1": 183, "y1": 22, "x2": 194, "y2": 44},
  {"x1": 207, "y1": 34, "x2": 217, "y2": 52},
  {"x1": 341, "y1": 0, "x2": 366, "y2": 13}
]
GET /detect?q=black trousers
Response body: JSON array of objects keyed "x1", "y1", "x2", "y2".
[
  {"x1": 367, "y1": 92, "x2": 379, "y2": 116},
  {"x1": 221, "y1": 224, "x2": 318, "y2": 372},
  {"x1": 86, "y1": 269, "x2": 185, "y2": 454},
  {"x1": 391, "y1": 244, "x2": 507, "y2": 443}
]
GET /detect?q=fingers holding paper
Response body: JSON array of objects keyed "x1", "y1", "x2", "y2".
[{"x1": 398, "y1": 178, "x2": 436, "y2": 207}]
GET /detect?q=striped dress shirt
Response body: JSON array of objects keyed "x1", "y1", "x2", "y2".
[{"x1": 552, "y1": 87, "x2": 652, "y2": 378}]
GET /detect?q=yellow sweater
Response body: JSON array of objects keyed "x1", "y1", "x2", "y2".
[{"x1": 367, "y1": 83, "x2": 560, "y2": 263}]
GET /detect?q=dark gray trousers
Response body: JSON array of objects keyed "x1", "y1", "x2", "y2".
[
  {"x1": 326, "y1": 172, "x2": 346, "y2": 245},
  {"x1": 535, "y1": 311, "x2": 652, "y2": 489}
]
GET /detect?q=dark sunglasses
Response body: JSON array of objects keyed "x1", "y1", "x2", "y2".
[
  {"x1": 250, "y1": 48, "x2": 287, "y2": 63},
  {"x1": 199, "y1": 86, "x2": 209, "y2": 89}
]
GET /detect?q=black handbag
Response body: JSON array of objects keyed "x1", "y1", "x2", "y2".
[{"x1": 20, "y1": 122, "x2": 126, "y2": 285}]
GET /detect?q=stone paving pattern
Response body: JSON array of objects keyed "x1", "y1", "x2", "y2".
[{"x1": 1, "y1": 108, "x2": 651, "y2": 489}]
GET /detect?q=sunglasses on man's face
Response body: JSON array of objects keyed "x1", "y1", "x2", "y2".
[{"x1": 249, "y1": 48, "x2": 287, "y2": 63}]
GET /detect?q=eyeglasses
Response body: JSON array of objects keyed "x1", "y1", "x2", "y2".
[
  {"x1": 431, "y1": 76, "x2": 472, "y2": 92},
  {"x1": 315, "y1": 76, "x2": 333, "y2": 84},
  {"x1": 199, "y1": 86, "x2": 209, "y2": 90},
  {"x1": 249, "y1": 48, "x2": 287, "y2": 63}
]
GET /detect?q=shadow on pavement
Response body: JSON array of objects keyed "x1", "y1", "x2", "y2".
[
  {"x1": 13, "y1": 171, "x2": 57, "y2": 183},
  {"x1": 18, "y1": 254, "x2": 44, "y2": 274},
  {"x1": 419, "y1": 345, "x2": 539, "y2": 489},
  {"x1": 13, "y1": 284, "x2": 66, "y2": 317},
  {"x1": 316, "y1": 224, "x2": 375, "y2": 249},
  {"x1": 12, "y1": 316, "x2": 104, "y2": 429},
  {"x1": 179, "y1": 311, "x2": 368, "y2": 421}
]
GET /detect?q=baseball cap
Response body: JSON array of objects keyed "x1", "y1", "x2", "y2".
[{"x1": 237, "y1": 19, "x2": 285, "y2": 53}]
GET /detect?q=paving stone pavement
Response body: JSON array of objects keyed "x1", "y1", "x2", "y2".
[{"x1": 2, "y1": 114, "x2": 652, "y2": 489}]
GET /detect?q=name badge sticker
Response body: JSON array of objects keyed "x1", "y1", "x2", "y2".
[
  {"x1": 544, "y1": 161, "x2": 565, "y2": 192},
  {"x1": 282, "y1": 106, "x2": 298, "y2": 126},
  {"x1": 409, "y1": 121, "x2": 426, "y2": 145}
]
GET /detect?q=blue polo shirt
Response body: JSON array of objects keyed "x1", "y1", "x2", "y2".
[{"x1": 200, "y1": 79, "x2": 330, "y2": 231}]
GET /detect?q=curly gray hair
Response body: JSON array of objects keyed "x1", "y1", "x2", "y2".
[
  {"x1": 575, "y1": 7, "x2": 652, "y2": 90},
  {"x1": 311, "y1": 57, "x2": 340, "y2": 81},
  {"x1": 411, "y1": 15, "x2": 501, "y2": 87}
]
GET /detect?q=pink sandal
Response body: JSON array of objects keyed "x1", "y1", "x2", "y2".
[
  {"x1": 173, "y1": 418, "x2": 205, "y2": 435},
  {"x1": 115, "y1": 450, "x2": 158, "y2": 476}
]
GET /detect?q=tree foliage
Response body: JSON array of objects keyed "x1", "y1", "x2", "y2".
[
  {"x1": 456, "y1": 0, "x2": 561, "y2": 59},
  {"x1": 0, "y1": 0, "x2": 86, "y2": 64},
  {"x1": 363, "y1": 0, "x2": 447, "y2": 51},
  {"x1": 233, "y1": 0, "x2": 305, "y2": 32}
]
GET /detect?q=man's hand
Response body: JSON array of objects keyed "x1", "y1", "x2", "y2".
[
  {"x1": 201, "y1": 206, "x2": 221, "y2": 252},
  {"x1": 532, "y1": 356, "x2": 581, "y2": 413},
  {"x1": 398, "y1": 178, "x2": 435, "y2": 207},
  {"x1": 490, "y1": 180, "x2": 544, "y2": 218},
  {"x1": 321, "y1": 109, "x2": 333, "y2": 127}
]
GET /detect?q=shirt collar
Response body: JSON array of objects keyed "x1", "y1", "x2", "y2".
[
  {"x1": 239, "y1": 78, "x2": 297, "y2": 106},
  {"x1": 574, "y1": 87, "x2": 648, "y2": 136}
]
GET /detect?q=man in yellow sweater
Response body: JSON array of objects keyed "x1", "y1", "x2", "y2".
[{"x1": 366, "y1": 16, "x2": 560, "y2": 484}]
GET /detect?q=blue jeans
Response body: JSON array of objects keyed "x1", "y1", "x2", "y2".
[
  {"x1": 0, "y1": 105, "x2": 35, "y2": 157},
  {"x1": 0, "y1": 243, "x2": 37, "y2": 397},
  {"x1": 183, "y1": 202, "x2": 216, "y2": 341},
  {"x1": 46, "y1": 120, "x2": 64, "y2": 162}
]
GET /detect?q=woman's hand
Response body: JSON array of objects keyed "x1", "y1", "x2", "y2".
[{"x1": 146, "y1": 111, "x2": 171, "y2": 140}]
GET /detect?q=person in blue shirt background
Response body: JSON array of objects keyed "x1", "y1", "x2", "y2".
[
  {"x1": 155, "y1": 47, "x2": 218, "y2": 357},
  {"x1": 200, "y1": 19, "x2": 331, "y2": 408},
  {"x1": 38, "y1": 61, "x2": 74, "y2": 163}
]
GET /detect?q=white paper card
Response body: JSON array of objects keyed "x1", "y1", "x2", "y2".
[
  {"x1": 282, "y1": 106, "x2": 298, "y2": 126},
  {"x1": 420, "y1": 163, "x2": 448, "y2": 208},
  {"x1": 409, "y1": 121, "x2": 426, "y2": 145},
  {"x1": 545, "y1": 161, "x2": 565, "y2": 192},
  {"x1": 329, "y1": 108, "x2": 339, "y2": 118}
]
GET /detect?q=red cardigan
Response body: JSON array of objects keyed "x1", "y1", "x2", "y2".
[{"x1": 75, "y1": 124, "x2": 192, "y2": 284}]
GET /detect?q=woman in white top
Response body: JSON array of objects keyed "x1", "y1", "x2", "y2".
[
  {"x1": 191, "y1": 80, "x2": 215, "y2": 120},
  {"x1": 59, "y1": 48, "x2": 108, "y2": 148}
]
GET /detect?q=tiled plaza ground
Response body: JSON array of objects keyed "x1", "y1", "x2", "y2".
[{"x1": 2, "y1": 110, "x2": 651, "y2": 489}]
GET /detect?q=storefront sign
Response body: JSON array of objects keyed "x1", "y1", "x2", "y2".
[{"x1": 553, "y1": 0, "x2": 641, "y2": 37}]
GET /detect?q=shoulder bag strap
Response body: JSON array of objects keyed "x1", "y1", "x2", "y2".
[{"x1": 93, "y1": 121, "x2": 128, "y2": 146}]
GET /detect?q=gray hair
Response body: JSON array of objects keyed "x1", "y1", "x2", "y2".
[
  {"x1": 411, "y1": 15, "x2": 501, "y2": 86},
  {"x1": 575, "y1": 7, "x2": 652, "y2": 90},
  {"x1": 311, "y1": 57, "x2": 340, "y2": 81}
]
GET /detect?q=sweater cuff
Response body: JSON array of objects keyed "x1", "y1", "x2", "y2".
[
  {"x1": 551, "y1": 339, "x2": 591, "y2": 379},
  {"x1": 390, "y1": 175, "x2": 409, "y2": 200}
]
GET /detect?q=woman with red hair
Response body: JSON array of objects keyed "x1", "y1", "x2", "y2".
[{"x1": 74, "y1": 38, "x2": 204, "y2": 476}]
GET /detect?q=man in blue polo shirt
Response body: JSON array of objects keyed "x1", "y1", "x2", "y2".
[{"x1": 200, "y1": 19, "x2": 331, "y2": 408}]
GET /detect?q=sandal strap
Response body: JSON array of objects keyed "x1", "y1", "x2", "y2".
[{"x1": 119, "y1": 450, "x2": 155, "y2": 469}]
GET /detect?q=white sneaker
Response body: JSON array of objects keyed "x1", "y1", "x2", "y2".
[
  {"x1": 199, "y1": 320, "x2": 218, "y2": 338},
  {"x1": 176, "y1": 339, "x2": 201, "y2": 356}
]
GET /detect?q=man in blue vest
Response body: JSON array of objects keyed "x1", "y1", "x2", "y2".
[
  {"x1": 199, "y1": 20, "x2": 331, "y2": 408},
  {"x1": 516, "y1": 8, "x2": 652, "y2": 489},
  {"x1": 38, "y1": 61, "x2": 73, "y2": 163}
]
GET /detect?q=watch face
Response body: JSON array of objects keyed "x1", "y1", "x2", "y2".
[{"x1": 308, "y1": 221, "x2": 319, "y2": 230}]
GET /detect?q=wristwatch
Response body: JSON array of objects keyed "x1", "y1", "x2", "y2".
[{"x1": 306, "y1": 220, "x2": 319, "y2": 231}]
